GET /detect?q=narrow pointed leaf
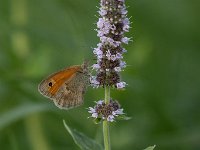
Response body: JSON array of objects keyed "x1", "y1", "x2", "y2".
[
  {"x1": 63, "y1": 120, "x2": 103, "y2": 150},
  {"x1": 117, "y1": 115, "x2": 132, "y2": 121},
  {"x1": 0, "y1": 103, "x2": 52, "y2": 130},
  {"x1": 144, "y1": 145, "x2": 156, "y2": 150}
]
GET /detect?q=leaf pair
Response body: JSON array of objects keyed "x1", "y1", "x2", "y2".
[{"x1": 63, "y1": 120, "x2": 156, "y2": 150}]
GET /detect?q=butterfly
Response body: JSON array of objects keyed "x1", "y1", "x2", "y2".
[{"x1": 38, "y1": 62, "x2": 89, "y2": 109}]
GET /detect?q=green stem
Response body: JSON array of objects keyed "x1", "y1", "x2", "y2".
[{"x1": 103, "y1": 86, "x2": 111, "y2": 150}]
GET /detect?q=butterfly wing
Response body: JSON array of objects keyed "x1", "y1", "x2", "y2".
[
  {"x1": 38, "y1": 65, "x2": 89, "y2": 109},
  {"x1": 53, "y1": 71, "x2": 89, "y2": 109}
]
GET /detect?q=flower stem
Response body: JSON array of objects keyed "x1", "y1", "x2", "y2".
[
  {"x1": 103, "y1": 86, "x2": 111, "y2": 150},
  {"x1": 105, "y1": 86, "x2": 110, "y2": 104}
]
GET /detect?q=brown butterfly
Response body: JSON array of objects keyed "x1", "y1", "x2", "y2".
[{"x1": 38, "y1": 62, "x2": 89, "y2": 109}]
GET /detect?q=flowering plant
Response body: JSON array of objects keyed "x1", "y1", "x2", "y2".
[
  {"x1": 63, "y1": 0, "x2": 155, "y2": 150},
  {"x1": 89, "y1": 0, "x2": 131, "y2": 149}
]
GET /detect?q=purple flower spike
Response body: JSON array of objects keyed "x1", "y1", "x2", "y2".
[{"x1": 90, "y1": 0, "x2": 131, "y2": 89}]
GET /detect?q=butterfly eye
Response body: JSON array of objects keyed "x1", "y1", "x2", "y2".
[{"x1": 48, "y1": 82, "x2": 53, "y2": 87}]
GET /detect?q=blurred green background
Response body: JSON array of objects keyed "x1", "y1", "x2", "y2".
[{"x1": 0, "y1": 0, "x2": 200, "y2": 149}]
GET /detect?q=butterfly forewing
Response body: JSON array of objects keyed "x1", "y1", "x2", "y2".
[
  {"x1": 38, "y1": 64, "x2": 89, "y2": 109},
  {"x1": 53, "y1": 71, "x2": 88, "y2": 109}
]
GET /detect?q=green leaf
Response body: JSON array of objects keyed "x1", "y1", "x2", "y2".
[
  {"x1": 0, "y1": 103, "x2": 52, "y2": 130},
  {"x1": 93, "y1": 118, "x2": 102, "y2": 124},
  {"x1": 63, "y1": 120, "x2": 103, "y2": 150},
  {"x1": 117, "y1": 115, "x2": 132, "y2": 121},
  {"x1": 144, "y1": 145, "x2": 156, "y2": 150}
]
